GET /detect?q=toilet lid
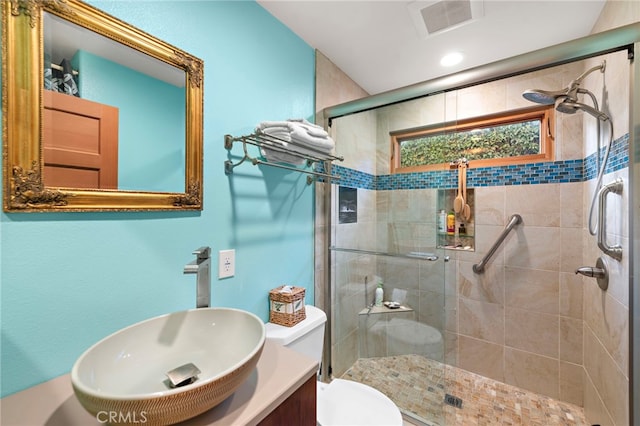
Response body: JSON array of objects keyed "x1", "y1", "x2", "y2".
[{"x1": 317, "y1": 379, "x2": 403, "y2": 426}]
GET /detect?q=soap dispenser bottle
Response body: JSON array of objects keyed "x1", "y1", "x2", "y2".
[
  {"x1": 447, "y1": 210, "x2": 456, "y2": 235},
  {"x1": 375, "y1": 280, "x2": 384, "y2": 307},
  {"x1": 438, "y1": 209, "x2": 446, "y2": 233}
]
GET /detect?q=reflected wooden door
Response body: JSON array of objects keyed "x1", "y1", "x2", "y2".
[{"x1": 43, "y1": 91, "x2": 118, "y2": 189}]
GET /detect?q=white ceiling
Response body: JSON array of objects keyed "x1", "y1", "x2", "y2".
[{"x1": 257, "y1": 0, "x2": 607, "y2": 95}]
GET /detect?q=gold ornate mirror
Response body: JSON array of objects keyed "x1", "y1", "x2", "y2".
[{"x1": 2, "y1": 0, "x2": 203, "y2": 211}]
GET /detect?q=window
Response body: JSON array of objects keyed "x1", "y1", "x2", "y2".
[{"x1": 390, "y1": 105, "x2": 554, "y2": 173}]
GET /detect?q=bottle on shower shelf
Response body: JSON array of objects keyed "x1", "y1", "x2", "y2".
[
  {"x1": 438, "y1": 209, "x2": 446, "y2": 233},
  {"x1": 375, "y1": 280, "x2": 384, "y2": 307},
  {"x1": 447, "y1": 210, "x2": 455, "y2": 235}
]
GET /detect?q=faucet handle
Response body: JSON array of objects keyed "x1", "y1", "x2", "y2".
[
  {"x1": 192, "y1": 246, "x2": 211, "y2": 260},
  {"x1": 575, "y1": 257, "x2": 609, "y2": 291},
  {"x1": 575, "y1": 266, "x2": 603, "y2": 278}
]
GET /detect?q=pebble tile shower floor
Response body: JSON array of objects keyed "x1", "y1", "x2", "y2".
[{"x1": 341, "y1": 355, "x2": 587, "y2": 425}]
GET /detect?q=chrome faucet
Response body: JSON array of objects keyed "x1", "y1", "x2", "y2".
[{"x1": 184, "y1": 247, "x2": 211, "y2": 308}]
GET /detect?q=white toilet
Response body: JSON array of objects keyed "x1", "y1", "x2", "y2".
[{"x1": 265, "y1": 305, "x2": 403, "y2": 426}]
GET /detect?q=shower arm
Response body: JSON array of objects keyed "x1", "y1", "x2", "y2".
[
  {"x1": 563, "y1": 62, "x2": 606, "y2": 101},
  {"x1": 574, "y1": 62, "x2": 606, "y2": 85}
]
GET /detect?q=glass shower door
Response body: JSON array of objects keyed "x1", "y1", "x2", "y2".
[
  {"x1": 327, "y1": 94, "x2": 450, "y2": 425},
  {"x1": 332, "y1": 248, "x2": 449, "y2": 425}
]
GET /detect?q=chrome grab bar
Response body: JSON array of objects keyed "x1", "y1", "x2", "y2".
[
  {"x1": 597, "y1": 178, "x2": 623, "y2": 260},
  {"x1": 473, "y1": 214, "x2": 522, "y2": 274}
]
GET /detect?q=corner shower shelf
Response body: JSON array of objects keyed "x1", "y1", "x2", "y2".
[
  {"x1": 224, "y1": 131, "x2": 343, "y2": 184},
  {"x1": 358, "y1": 305, "x2": 413, "y2": 316}
]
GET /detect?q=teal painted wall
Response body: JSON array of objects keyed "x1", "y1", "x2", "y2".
[
  {"x1": 72, "y1": 49, "x2": 186, "y2": 192},
  {"x1": 0, "y1": 1, "x2": 315, "y2": 397}
]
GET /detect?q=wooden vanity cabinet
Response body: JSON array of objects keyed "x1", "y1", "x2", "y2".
[{"x1": 259, "y1": 375, "x2": 316, "y2": 426}]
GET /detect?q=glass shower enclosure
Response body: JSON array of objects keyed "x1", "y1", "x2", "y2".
[{"x1": 320, "y1": 28, "x2": 639, "y2": 423}]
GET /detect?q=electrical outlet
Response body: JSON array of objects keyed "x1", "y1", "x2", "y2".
[{"x1": 218, "y1": 249, "x2": 235, "y2": 279}]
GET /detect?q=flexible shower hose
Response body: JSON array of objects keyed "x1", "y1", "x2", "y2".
[{"x1": 588, "y1": 118, "x2": 614, "y2": 236}]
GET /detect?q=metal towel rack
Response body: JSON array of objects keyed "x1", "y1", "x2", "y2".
[
  {"x1": 473, "y1": 214, "x2": 522, "y2": 273},
  {"x1": 224, "y1": 132, "x2": 343, "y2": 184}
]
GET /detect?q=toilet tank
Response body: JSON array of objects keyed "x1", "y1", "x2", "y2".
[{"x1": 265, "y1": 305, "x2": 326, "y2": 364}]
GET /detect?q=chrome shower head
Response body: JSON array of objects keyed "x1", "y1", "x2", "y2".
[
  {"x1": 555, "y1": 98, "x2": 610, "y2": 121},
  {"x1": 522, "y1": 88, "x2": 567, "y2": 105}
]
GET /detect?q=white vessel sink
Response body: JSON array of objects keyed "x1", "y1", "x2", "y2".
[{"x1": 71, "y1": 308, "x2": 266, "y2": 425}]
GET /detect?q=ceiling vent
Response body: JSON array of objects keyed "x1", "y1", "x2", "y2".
[{"x1": 408, "y1": 0, "x2": 484, "y2": 37}]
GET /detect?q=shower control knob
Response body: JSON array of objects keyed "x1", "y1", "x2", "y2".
[
  {"x1": 574, "y1": 257, "x2": 609, "y2": 291},
  {"x1": 575, "y1": 266, "x2": 604, "y2": 278}
]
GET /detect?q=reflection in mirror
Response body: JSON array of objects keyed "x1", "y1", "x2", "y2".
[
  {"x1": 43, "y1": 12, "x2": 186, "y2": 193},
  {"x1": 2, "y1": 0, "x2": 203, "y2": 211}
]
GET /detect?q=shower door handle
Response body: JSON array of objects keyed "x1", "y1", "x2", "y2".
[{"x1": 597, "y1": 178, "x2": 623, "y2": 261}]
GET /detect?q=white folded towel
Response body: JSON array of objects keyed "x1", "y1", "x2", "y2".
[
  {"x1": 287, "y1": 118, "x2": 320, "y2": 128},
  {"x1": 290, "y1": 126, "x2": 335, "y2": 154},
  {"x1": 261, "y1": 127, "x2": 291, "y2": 141},
  {"x1": 257, "y1": 121, "x2": 293, "y2": 131},
  {"x1": 259, "y1": 128, "x2": 305, "y2": 165},
  {"x1": 299, "y1": 124, "x2": 329, "y2": 139},
  {"x1": 262, "y1": 150, "x2": 306, "y2": 165},
  {"x1": 255, "y1": 119, "x2": 335, "y2": 165},
  {"x1": 287, "y1": 119, "x2": 329, "y2": 138},
  {"x1": 257, "y1": 119, "x2": 330, "y2": 139}
]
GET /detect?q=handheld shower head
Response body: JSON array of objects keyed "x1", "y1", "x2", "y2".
[
  {"x1": 554, "y1": 97, "x2": 578, "y2": 115},
  {"x1": 555, "y1": 98, "x2": 610, "y2": 121}
]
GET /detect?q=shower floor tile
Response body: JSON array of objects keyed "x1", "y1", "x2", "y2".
[{"x1": 341, "y1": 355, "x2": 587, "y2": 426}]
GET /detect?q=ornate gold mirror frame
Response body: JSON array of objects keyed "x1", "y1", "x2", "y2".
[{"x1": 2, "y1": 0, "x2": 204, "y2": 211}]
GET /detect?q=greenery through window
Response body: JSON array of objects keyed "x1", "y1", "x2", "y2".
[{"x1": 391, "y1": 106, "x2": 554, "y2": 173}]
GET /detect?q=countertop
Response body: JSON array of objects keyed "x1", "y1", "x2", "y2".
[{"x1": 0, "y1": 340, "x2": 318, "y2": 426}]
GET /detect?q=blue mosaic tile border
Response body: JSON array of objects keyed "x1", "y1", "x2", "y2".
[
  {"x1": 330, "y1": 165, "x2": 376, "y2": 190},
  {"x1": 322, "y1": 133, "x2": 629, "y2": 190},
  {"x1": 584, "y1": 133, "x2": 629, "y2": 180}
]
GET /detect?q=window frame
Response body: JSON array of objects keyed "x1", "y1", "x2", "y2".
[{"x1": 390, "y1": 105, "x2": 555, "y2": 173}]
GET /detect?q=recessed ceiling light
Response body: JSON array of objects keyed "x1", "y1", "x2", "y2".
[{"x1": 440, "y1": 52, "x2": 463, "y2": 67}]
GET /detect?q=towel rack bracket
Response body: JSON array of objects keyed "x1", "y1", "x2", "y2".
[
  {"x1": 224, "y1": 134, "x2": 235, "y2": 150},
  {"x1": 223, "y1": 160, "x2": 234, "y2": 175}
]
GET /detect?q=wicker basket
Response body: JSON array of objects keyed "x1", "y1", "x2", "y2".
[{"x1": 269, "y1": 286, "x2": 306, "y2": 327}]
